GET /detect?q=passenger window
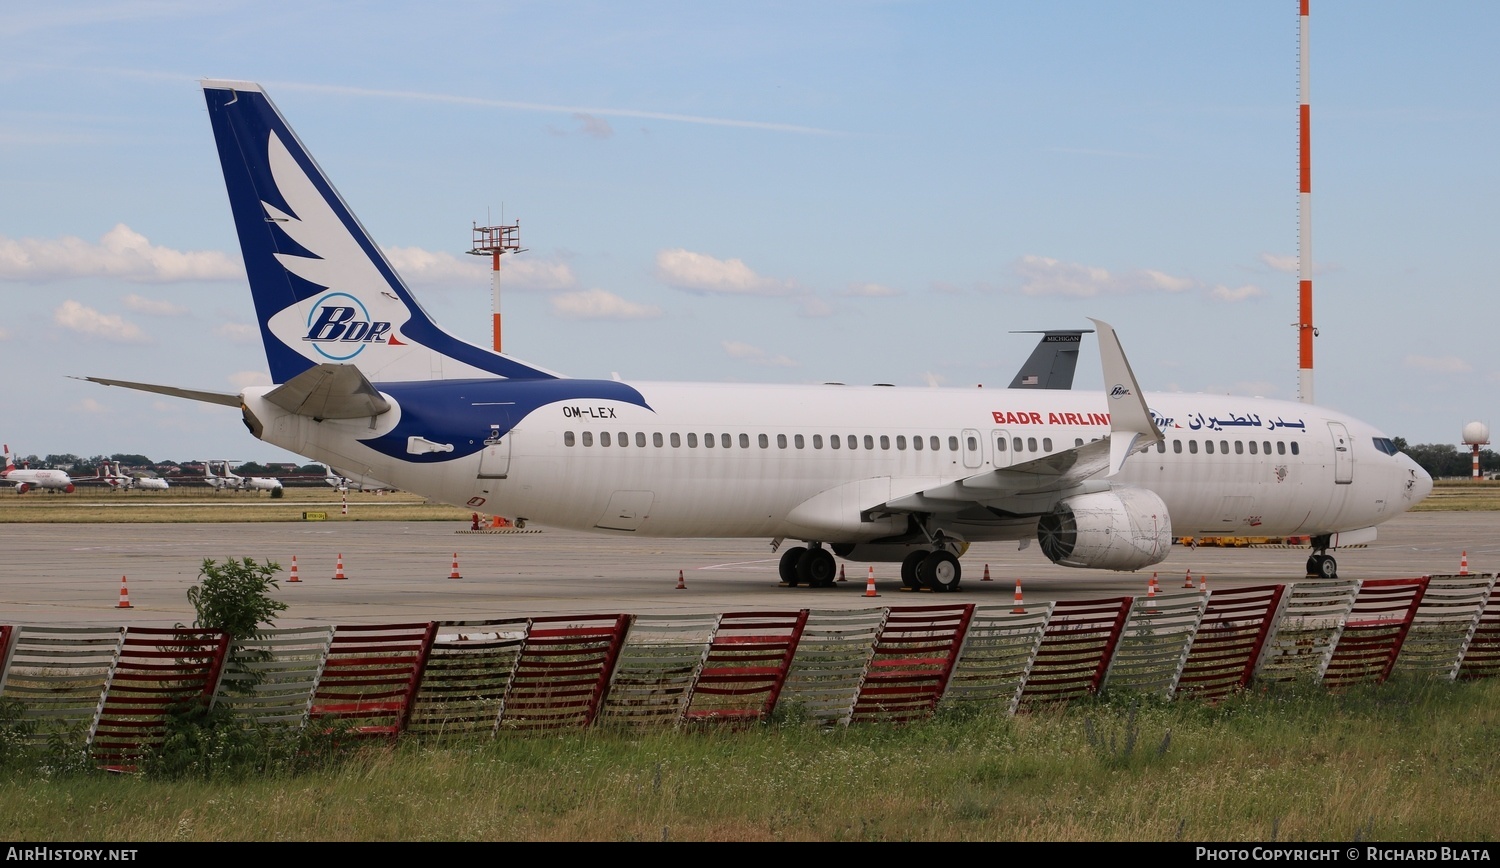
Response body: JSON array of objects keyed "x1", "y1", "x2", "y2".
[
  {"x1": 966, "y1": 435, "x2": 977, "y2": 451},
  {"x1": 1277, "y1": 442, "x2": 1285, "y2": 455},
  {"x1": 865, "y1": 435, "x2": 875, "y2": 450},
  {"x1": 739, "y1": 433, "x2": 750, "y2": 448},
  {"x1": 948, "y1": 436, "x2": 959, "y2": 451},
  {"x1": 913, "y1": 436, "x2": 923, "y2": 451},
  {"x1": 996, "y1": 437, "x2": 1007, "y2": 452},
  {"x1": 897, "y1": 435, "x2": 907, "y2": 450},
  {"x1": 636, "y1": 432, "x2": 647, "y2": 447},
  {"x1": 1013, "y1": 437, "x2": 1022, "y2": 452},
  {"x1": 830, "y1": 435, "x2": 841, "y2": 450},
  {"x1": 930, "y1": 436, "x2": 940, "y2": 451},
  {"x1": 795, "y1": 434, "x2": 805, "y2": 449},
  {"x1": 1189, "y1": 440, "x2": 1198, "y2": 454},
  {"x1": 846, "y1": 435, "x2": 856, "y2": 450},
  {"x1": 1155, "y1": 442, "x2": 1164, "y2": 453},
  {"x1": 1027, "y1": 437, "x2": 1037, "y2": 452},
  {"x1": 758, "y1": 433, "x2": 768, "y2": 448},
  {"x1": 1042, "y1": 438, "x2": 1052, "y2": 452},
  {"x1": 1205, "y1": 440, "x2": 1215, "y2": 454},
  {"x1": 670, "y1": 433, "x2": 681, "y2": 448},
  {"x1": 564, "y1": 431, "x2": 576, "y2": 447},
  {"x1": 1220, "y1": 440, "x2": 1228, "y2": 454},
  {"x1": 582, "y1": 431, "x2": 594, "y2": 447},
  {"x1": 619, "y1": 431, "x2": 628, "y2": 446},
  {"x1": 777, "y1": 434, "x2": 787, "y2": 449},
  {"x1": 1173, "y1": 440, "x2": 1182, "y2": 454},
  {"x1": 813, "y1": 435, "x2": 823, "y2": 449},
  {"x1": 687, "y1": 433, "x2": 698, "y2": 448},
  {"x1": 721, "y1": 433, "x2": 731, "y2": 449},
  {"x1": 1249, "y1": 441, "x2": 1258, "y2": 455},
  {"x1": 704, "y1": 433, "x2": 714, "y2": 448},
  {"x1": 601, "y1": 432, "x2": 612, "y2": 447},
  {"x1": 652, "y1": 432, "x2": 663, "y2": 447},
  {"x1": 880, "y1": 435, "x2": 889, "y2": 450},
  {"x1": 1290, "y1": 442, "x2": 1300, "y2": 455},
  {"x1": 1234, "y1": 441, "x2": 1243, "y2": 455}
]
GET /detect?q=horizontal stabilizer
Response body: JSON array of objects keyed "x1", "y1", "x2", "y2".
[
  {"x1": 264, "y1": 363, "x2": 391, "y2": 420},
  {"x1": 75, "y1": 376, "x2": 241, "y2": 407}
]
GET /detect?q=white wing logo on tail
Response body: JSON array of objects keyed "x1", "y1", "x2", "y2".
[{"x1": 261, "y1": 131, "x2": 409, "y2": 363}]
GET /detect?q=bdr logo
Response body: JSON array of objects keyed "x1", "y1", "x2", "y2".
[{"x1": 302, "y1": 293, "x2": 393, "y2": 361}]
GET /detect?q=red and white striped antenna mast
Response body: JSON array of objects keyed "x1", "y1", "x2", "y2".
[
  {"x1": 468, "y1": 217, "x2": 523, "y2": 353},
  {"x1": 1297, "y1": 0, "x2": 1316, "y2": 404}
]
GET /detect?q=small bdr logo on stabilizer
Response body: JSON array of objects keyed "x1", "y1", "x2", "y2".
[{"x1": 302, "y1": 292, "x2": 393, "y2": 361}]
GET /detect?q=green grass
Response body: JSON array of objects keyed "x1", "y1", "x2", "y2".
[{"x1": 4, "y1": 677, "x2": 1499, "y2": 841}]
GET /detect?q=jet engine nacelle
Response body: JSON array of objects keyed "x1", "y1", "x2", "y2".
[
  {"x1": 14, "y1": 482, "x2": 29, "y2": 494},
  {"x1": 1037, "y1": 486, "x2": 1172, "y2": 571},
  {"x1": 62, "y1": 483, "x2": 75, "y2": 493}
]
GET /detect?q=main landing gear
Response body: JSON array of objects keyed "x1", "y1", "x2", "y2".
[
  {"x1": 778, "y1": 545, "x2": 839, "y2": 588},
  {"x1": 900, "y1": 550, "x2": 962, "y2": 593}
]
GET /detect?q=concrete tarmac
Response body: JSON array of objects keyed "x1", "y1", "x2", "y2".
[{"x1": 1, "y1": 512, "x2": 1496, "y2": 628}]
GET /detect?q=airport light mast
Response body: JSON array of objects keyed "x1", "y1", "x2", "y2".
[
  {"x1": 468, "y1": 220, "x2": 522, "y2": 353},
  {"x1": 1296, "y1": 0, "x2": 1316, "y2": 404}
]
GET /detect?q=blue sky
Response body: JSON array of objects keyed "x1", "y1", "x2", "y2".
[{"x1": 1, "y1": 1, "x2": 1495, "y2": 465}]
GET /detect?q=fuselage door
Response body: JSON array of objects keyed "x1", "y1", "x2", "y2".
[
  {"x1": 1328, "y1": 421, "x2": 1352, "y2": 485},
  {"x1": 478, "y1": 429, "x2": 511, "y2": 480},
  {"x1": 962, "y1": 428, "x2": 983, "y2": 469},
  {"x1": 991, "y1": 429, "x2": 1013, "y2": 468}
]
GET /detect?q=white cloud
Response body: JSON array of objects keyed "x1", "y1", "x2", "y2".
[
  {"x1": 73, "y1": 397, "x2": 109, "y2": 414},
  {"x1": 1259, "y1": 252, "x2": 1299, "y2": 273},
  {"x1": 550, "y1": 289, "x2": 662, "y2": 320},
  {"x1": 0, "y1": 224, "x2": 242, "y2": 283},
  {"x1": 383, "y1": 246, "x2": 579, "y2": 292},
  {"x1": 655, "y1": 249, "x2": 797, "y2": 297},
  {"x1": 499, "y1": 258, "x2": 580, "y2": 291},
  {"x1": 722, "y1": 340, "x2": 797, "y2": 367},
  {"x1": 842, "y1": 282, "x2": 900, "y2": 298},
  {"x1": 123, "y1": 293, "x2": 188, "y2": 316},
  {"x1": 1014, "y1": 255, "x2": 1198, "y2": 298},
  {"x1": 798, "y1": 296, "x2": 834, "y2": 318},
  {"x1": 1405, "y1": 355, "x2": 1472, "y2": 374},
  {"x1": 1210, "y1": 283, "x2": 1265, "y2": 302},
  {"x1": 229, "y1": 371, "x2": 272, "y2": 389},
  {"x1": 572, "y1": 113, "x2": 613, "y2": 139},
  {"x1": 214, "y1": 322, "x2": 259, "y2": 343},
  {"x1": 53, "y1": 300, "x2": 149, "y2": 343}
]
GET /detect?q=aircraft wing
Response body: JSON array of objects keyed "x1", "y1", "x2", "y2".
[{"x1": 875, "y1": 318, "x2": 1162, "y2": 517}]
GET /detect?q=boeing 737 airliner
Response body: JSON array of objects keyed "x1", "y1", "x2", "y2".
[{"x1": 86, "y1": 80, "x2": 1433, "y2": 590}]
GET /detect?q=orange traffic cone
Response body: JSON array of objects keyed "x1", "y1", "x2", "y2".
[
  {"x1": 676, "y1": 569, "x2": 686, "y2": 590},
  {"x1": 1461, "y1": 551, "x2": 1470, "y2": 576},
  {"x1": 863, "y1": 566, "x2": 879, "y2": 598},
  {"x1": 1182, "y1": 569, "x2": 1194, "y2": 589},
  {"x1": 982, "y1": 563, "x2": 992, "y2": 582},
  {"x1": 1012, "y1": 577, "x2": 1025, "y2": 614},
  {"x1": 837, "y1": 564, "x2": 847, "y2": 583},
  {"x1": 288, "y1": 554, "x2": 300, "y2": 583},
  {"x1": 1199, "y1": 573, "x2": 1208, "y2": 593},
  {"x1": 116, "y1": 575, "x2": 132, "y2": 609},
  {"x1": 448, "y1": 553, "x2": 463, "y2": 580},
  {"x1": 1147, "y1": 572, "x2": 1158, "y2": 605},
  {"x1": 332, "y1": 553, "x2": 347, "y2": 580}
]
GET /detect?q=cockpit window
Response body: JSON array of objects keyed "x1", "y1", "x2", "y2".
[{"x1": 1372, "y1": 437, "x2": 1400, "y2": 456}]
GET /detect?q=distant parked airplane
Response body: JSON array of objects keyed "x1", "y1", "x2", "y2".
[
  {"x1": 99, "y1": 461, "x2": 170, "y2": 491},
  {"x1": 204, "y1": 460, "x2": 281, "y2": 492},
  {"x1": 2, "y1": 445, "x2": 75, "y2": 494}
]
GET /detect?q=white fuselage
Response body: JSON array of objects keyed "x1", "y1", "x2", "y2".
[{"x1": 246, "y1": 381, "x2": 1430, "y2": 547}]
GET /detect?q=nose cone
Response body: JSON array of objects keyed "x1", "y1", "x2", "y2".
[{"x1": 1404, "y1": 455, "x2": 1434, "y2": 506}]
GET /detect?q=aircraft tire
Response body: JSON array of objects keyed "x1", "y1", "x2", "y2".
[
  {"x1": 1317, "y1": 554, "x2": 1338, "y2": 579},
  {"x1": 779, "y1": 546, "x2": 807, "y2": 586},
  {"x1": 798, "y1": 548, "x2": 837, "y2": 587},
  {"x1": 900, "y1": 551, "x2": 928, "y2": 590},
  {"x1": 917, "y1": 551, "x2": 961, "y2": 592},
  {"x1": 1306, "y1": 555, "x2": 1321, "y2": 577}
]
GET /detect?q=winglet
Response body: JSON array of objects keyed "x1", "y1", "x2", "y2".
[{"x1": 1089, "y1": 318, "x2": 1163, "y2": 476}]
